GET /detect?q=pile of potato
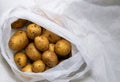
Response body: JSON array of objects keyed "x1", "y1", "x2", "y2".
[{"x1": 8, "y1": 19, "x2": 72, "y2": 73}]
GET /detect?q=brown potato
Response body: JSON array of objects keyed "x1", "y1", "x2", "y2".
[
  {"x1": 14, "y1": 52, "x2": 28, "y2": 68},
  {"x1": 42, "y1": 29, "x2": 61, "y2": 43},
  {"x1": 9, "y1": 30, "x2": 29, "y2": 51},
  {"x1": 25, "y1": 43, "x2": 41, "y2": 61},
  {"x1": 42, "y1": 50, "x2": 58, "y2": 67},
  {"x1": 32, "y1": 60, "x2": 45, "y2": 72},
  {"x1": 26, "y1": 23, "x2": 42, "y2": 40},
  {"x1": 54, "y1": 39, "x2": 71, "y2": 57},
  {"x1": 11, "y1": 19, "x2": 28, "y2": 29},
  {"x1": 48, "y1": 43, "x2": 55, "y2": 52},
  {"x1": 21, "y1": 64, "x2": 32, "y2": 72},
  {"x1": 45, "y1": 66, "x2": 51, "y2": 71},
  {"x1": 34, "y1": 36, "x2": 49, "y2": 51},
  {"x1": 58, "y1": 51, "x2": 72, "y2": 60}
]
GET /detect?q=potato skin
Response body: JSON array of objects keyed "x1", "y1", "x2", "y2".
[
  {"x1": 14, "y1": 52, "x2": 28, "y2": 68},
  {"x1": 48, "y1": 43, "x2": 55, "y2": 52},
  {"x1": 34, "y1": 36, "x2": 49, "y2": 51},
  {"x1": 45, "y1": 66, "x2": 51, "y2": 71},
  {"x1": 42, "y1": 29, "x2": 61, "y2": 43},
  {"x1": 9, "y1": 30, "x2": 29, "y2": 51},
  {"x1": 32, "y1": 60, "x2": 45, "y2": 72},
  {"x1": 11, "y1": 19, "x2": 28, "y2": 29},
  {"x1": 25, "y1": 43, "x2": 41, "y2": 61},
  {"x1": 21, "y1": 64, "x2": 32, "y2": 72},
  {"x1": 42, "y1": 50, "x2": 58, "y2": 67},
  {"x1": 26, "y1": 23, "x2": 42, "y2": 40},
  {"x1": 54, "y1": 39, "x2": 71, "y2": 57},
  {"x1": 9, "y1": 20, "x2": 73, "y2": 73}
]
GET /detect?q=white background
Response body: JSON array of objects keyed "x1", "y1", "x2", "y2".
[{"x1": 0, "y1": 0, "x2": 120, "y2": 82}]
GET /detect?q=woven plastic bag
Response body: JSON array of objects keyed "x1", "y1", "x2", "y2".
[{"x1": 0, "y1": 0, "x2": 92, "y2": 82}]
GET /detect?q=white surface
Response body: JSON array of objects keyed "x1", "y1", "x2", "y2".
[
  {"x1": 0, "y1": 0, "x2": 120, "y2": 82},
  {"x1": 0, "y1": 55, "x2": 21, "y2": 82}
]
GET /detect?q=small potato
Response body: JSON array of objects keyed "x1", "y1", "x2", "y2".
[
  {"x1": 42, "y1": 50, "x2": 58, "y2": 67},
  {"x1": 11, "y1": 19, "x2": 28, "y2": 29},
  {"x1": 45, "y1": 66, "x2": 51, "y2": 71},
  {"x1": 48, "y1": 43, "x2": 55, "y2": 52},
  {"x1": 9, "y1": 30, "x2": 29, "y2": 51},
  {"x1": 22, "y1": 64, "x2": 32, "y2": 72},
  {"x1": 14, "y1": 52, "x2": 28, "y2": 68},
  {"x1": 58, "y1": 52, "x2": 72, "y2": 63},
  {"x1": 26, "y1": 23, "x2": 42, "y2": 40},
  {"x1": 54, "y1": 39, "x2": 71, "y2": 57},
  {"x1": 34, "y1": 36, "x2": 49, "y2": 51},
  {"x1": 32, "y1": 60, "x2": 45, "y2": 72},
  {"x1": 25, "y1": 43, "x2": 41, "y2": 61},
  {"x1": 42, "y1": 29, "x2": 61, "y2": 43},
  {"x1": 58, "y1": 51, "x2": 72, "y2": 60}
]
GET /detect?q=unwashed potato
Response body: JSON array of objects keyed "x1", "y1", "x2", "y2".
[
  {"x1": 42, "y1": 29, "x2": 61, "y2": 43},
  {"x1": 48, "y1": 43, "x2": 55, "y2": 52},
  {"x1": 25, "y1": 43, "x2": 41, "y2": 61},
  {"x1": 34, "y1": 36, "x2": 49, "y2": 51},
  {"x1": 10, "y1": 21, "x2": 72, "y2": 73},
  {"x1": 14, "y1": 52, "x2": 28, "y2": 68},
  {"x1": 54, "y1": 39, "x2": 71, "y2": 57},
  {"x1": 11, "y1": 19, "x2": 28, "y2": 29},
  {"x1": 32, "y1": 60, "x2": 45, "y2": 72},
  {"x1": 45, "y1": 66, "x2": 51, "y2": 71},
  {"x1": 22, "y1": 64, "x2": 32, "y2": 72},
  {"x1": 9, "y1": 30, "x2": 29, "y2": 51},
  {"x1": 58, "y1": 52, "x2": 72, "y2": 63},
  {"x1": 42, "y1": 50, "x2": 58, "y2": 67},
  {"x1": 58, "y1": 51, "x2": 72, "y2": 60},
  {"x1": 26, "y1": 23, "x2": 42, "y2": 40}
]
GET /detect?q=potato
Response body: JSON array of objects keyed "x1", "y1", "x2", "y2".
[
  {"x1": 54, "y1": 39, "x2": 71, "y2": 57},
  {"x1": 25, "y1": 43, "x2": 41, "y2": 61},
  {"x1": 45, "y1": 66, "x2": 51, "y2": 71},
  {"x1": 42, "y1": 29, "x2": 61, "y2": 43},
  {"x1": 21, "y1": 64, "x2": 32, "y2": 72},
  {"x1": 59, "y1": 52, "x2": 72, "y2": 63},
  {"x1": 9, "y1": 30, "x2": 29, "y2": 51},
  {"x1": 42, "y1": 50, "x2": 58, "y2": 67},
  {"x1": 48, "y1": 43, "x2": 55, "y2": 52},
  {"x1": 58, "y1": 51, "x2": 72, "y2": 60},
  {"x1": 11, "y1": 19, "x2": 28, "y2": 29},
  {"x1": 34, "y1": 36, "x2": 49, "y2": 51},
  {"x1": 14, "y1": 52, "x2": 28, "y2": 68},
  {"x1": 32, "y1": 60, "x2": 45, "y2": 72},
  {"x1": 26, "y1": 23, "x2": 42, "y2": 40}
]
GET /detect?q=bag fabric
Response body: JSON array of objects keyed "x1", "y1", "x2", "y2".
[{"x1": 0, "y1": 0, "x2": 120, "y2": 82}]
